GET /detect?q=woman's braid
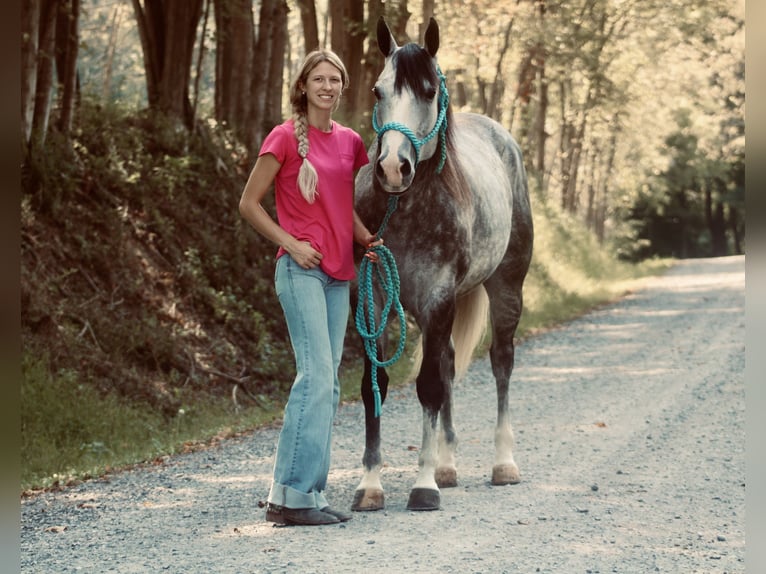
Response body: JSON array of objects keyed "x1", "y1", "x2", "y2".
[{"x1": 294, "y1": 113, "x2": 319, "y2": 203}]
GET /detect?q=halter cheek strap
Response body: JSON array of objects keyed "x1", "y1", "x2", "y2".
[{"x1": 372, "y1": 67, "x2": 449, "y2": 173}]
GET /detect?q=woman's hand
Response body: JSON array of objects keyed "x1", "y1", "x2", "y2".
[
  {"x1": 287, "y1": 240, "x2": 323, "y2": 269},
  {"x1": 364, "y1": 237, "x2": 384, "y2": 263}
]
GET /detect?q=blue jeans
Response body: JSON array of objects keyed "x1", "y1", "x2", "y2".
[{"x1": 267, "y1": 255, "x2": 350, "y2": 509}]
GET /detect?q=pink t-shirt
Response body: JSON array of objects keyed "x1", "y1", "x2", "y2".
[{"x1": 259, "y1": 120, "x2": 369, "y2": 280}]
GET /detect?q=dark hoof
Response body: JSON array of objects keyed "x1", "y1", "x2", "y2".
[
  {"x1": 351, "y1": 488, "x2": 385, "y2": 511},
  {"x1": 406, "y1": 488, "x2": 440, "y2": 511},
  {"x1": 435, "y1": 467, "x2": 457, "y2": 488}
]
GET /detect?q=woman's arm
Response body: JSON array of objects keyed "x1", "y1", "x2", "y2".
[
  {"x1": 238, "y1": 153, "x2": 323, "y2": 269},
  {"x1": 353, "y1": 209, "x2": 380, "y2": 247}
]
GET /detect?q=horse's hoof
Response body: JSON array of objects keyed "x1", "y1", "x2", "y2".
[
  {"x1": 435, "y1": 467, "x2": 458, "y2": 488},
  {"x1": 351, "y1": 488, "x2": 385, "y2": 511},
  {"x1": 407, "y1": 488, "x2": 441, "y2": 511},
  {"x1": 491, "y1": 463, "x2": 521, "y2": 485}
]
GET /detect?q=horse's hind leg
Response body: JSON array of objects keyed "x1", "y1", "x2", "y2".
[
  {"x1": 352, "y1": 356, "x2": 389, "y2": 511},
  {"x1": 485, "y1": 275, "x2": 526, "y2": 485}
]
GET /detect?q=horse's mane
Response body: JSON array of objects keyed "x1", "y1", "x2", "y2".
[{"x1": 392, "y1": 44, "x2": 469, "y2": 204}]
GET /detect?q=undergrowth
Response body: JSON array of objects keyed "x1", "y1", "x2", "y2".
[{"x1": 20, "y1": 100, "x2": 670, "y2": 492}]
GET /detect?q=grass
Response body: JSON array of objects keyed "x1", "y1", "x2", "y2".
[{"x1": 20, "y1": 353, "x2": 277, "y2": 492}]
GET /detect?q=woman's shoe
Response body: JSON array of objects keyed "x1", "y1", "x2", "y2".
[
  {"x1": 265, "y1": 504, "x2": 340, "y2": 526},
  {"x1": 320, "y1": 506, "x2": 353, "y2": 522}
]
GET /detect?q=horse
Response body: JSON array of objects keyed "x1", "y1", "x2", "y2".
[{"x1": 352, "y1": 17, "x2": 534, "y2": 512}]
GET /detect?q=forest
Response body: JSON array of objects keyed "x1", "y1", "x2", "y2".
[{"x1": 20, "y1": 0, "x2": 744, "y2": 489}]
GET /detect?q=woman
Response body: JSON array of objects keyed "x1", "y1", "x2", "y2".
[{"x1": 239, "y1": 50, "x2": 379, "y2": 526}]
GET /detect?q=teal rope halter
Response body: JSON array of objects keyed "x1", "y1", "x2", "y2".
[
  {"x1": 355, "y1": 196, "x2": 407, "y2": 417},
  {"x1": 372, "y1": 67, "x2": 450, "y2": 174}
]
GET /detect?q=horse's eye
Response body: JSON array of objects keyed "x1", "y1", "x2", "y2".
[
  {"x1": 372, "y1": 86, "x2": 382, "y2": 100},
  {"x1": 425, "y1": 86, "x2": 437, "y2": 101}
]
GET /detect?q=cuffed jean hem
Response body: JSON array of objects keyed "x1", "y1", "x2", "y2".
[{"x1": 267, "y1": 482, "x2": 329, "y2": 510}]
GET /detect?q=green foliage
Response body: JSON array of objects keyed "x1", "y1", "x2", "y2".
[
  {"x1": 519, "y1": 185, "x2": 672, "y2": 335},
  {"x1": 21, "y1": 98, "x2": 299, "y2": 490},
  {"x1": 21, "y1": 352, "x2": 277, "y2": 492},
  {"x1": 21, "y1": 352, "x2": 166, "y2": 489}
]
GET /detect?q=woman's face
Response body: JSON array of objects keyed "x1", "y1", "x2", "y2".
[{"x1": 301, "y1": 61, "x2": 344, "y2": 113}]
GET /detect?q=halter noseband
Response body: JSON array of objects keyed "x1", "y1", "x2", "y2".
[{"x1": 372, "y1": 66, "x2": 449, "y2": 174}]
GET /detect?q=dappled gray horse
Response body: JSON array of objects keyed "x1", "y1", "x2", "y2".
[{"x1": 353, "y1": 17, "x2": 534, "y2": 511}]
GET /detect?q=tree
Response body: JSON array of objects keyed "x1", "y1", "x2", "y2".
[
  {"x1": 327, "y1": 0, "x2": 364, "y2": 127},
  {"x1": 26, "y1": 0, "x2": 58, "y2": 153},
  {"x1": 246, "y1": 0, "x2": 288, "y2": 157},
  {"x1": 213, "y1": 0, "x2": 254, "y2": 138},
  {"x1": 131, "y1": 0, "x2": 203, "y2": 126},
  {"x1": 21, "y1": 0, "x2": 41, "y2": 149},
  {"x1": 54, "y1": 0, "x2": 80, "y2": 137},
  {"x1": 296, "y1": 0, "x2": 319, "y2": 51}
]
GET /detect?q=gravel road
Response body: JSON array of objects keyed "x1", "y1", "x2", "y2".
[{"x1": 20, "y1": 255, "x2": 746, "y2": 574}]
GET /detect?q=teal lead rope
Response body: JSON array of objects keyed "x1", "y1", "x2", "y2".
[{"x1": 355, "y1": 195, "x2": 407, "y2": 417}]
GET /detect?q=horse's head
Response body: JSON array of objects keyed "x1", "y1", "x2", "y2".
[{"x1": 372, "y1": 17, "x2": 447, "y2": 195}]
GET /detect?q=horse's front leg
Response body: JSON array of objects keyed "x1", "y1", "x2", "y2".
[
  {"x1": 352, "y1": 355, "x2": 389, "y2": 511},
  {"x1": 435, "y1": 389, "x2": 458, "y2": 488},
  {"x1": 408, "y1": 318, "x2": 455, "y2": 510}
]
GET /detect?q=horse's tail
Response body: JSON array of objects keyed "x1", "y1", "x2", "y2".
[{"x1": 410, "y1": 286, "x2": 490, "y2": 382}]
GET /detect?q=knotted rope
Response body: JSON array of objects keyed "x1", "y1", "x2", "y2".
[{"x1": 355, "y1": 195, "x2": 407, "y2": 417}]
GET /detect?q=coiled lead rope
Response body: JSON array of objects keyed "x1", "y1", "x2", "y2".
[{"x1": 355, "y1": 195, "x2": 407, "y2": 417}]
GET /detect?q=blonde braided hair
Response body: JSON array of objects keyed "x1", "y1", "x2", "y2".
[{"x1": 289, "y1": 50, "x2": 349, "y2": 204}]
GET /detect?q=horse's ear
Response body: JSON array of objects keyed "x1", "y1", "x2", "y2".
[
  {"x1": 424, "y1": 17, "x2": 439, "y2": 57},
  {"x1": 377, "y1": 17, "x2": 397, "y2": 57}
]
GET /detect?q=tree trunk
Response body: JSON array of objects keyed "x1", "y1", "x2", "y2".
[
  {"x1": 419, "y1": 0, "x2": 434, "y2": 40},
  {"x1": 355, "y1": 0, "x2": 385, "y2": 131},
  {"x1": 131, "y1": 0, "x2": 203, "y2": 126},
  {"x1": 191, "y1": 0, "x2": 210, "y2": 123},
  {"x1": 296, "y1": 0, "x2": 319, "y2": 51},
  {"x1": 486, "y1": 18, "x2": 515, "y2": 121},
  {"x1": 329, "y1": 0, "x2": 345, "y2": 59},
  {"x1": 159, "y1": 0, "x2": 203, "y2": 123},
  {"x1": 386, "y1": 0, "x2": 410, "y2": 43},
  {"x1": 706, "y1": 179, "x2": 729, "y2": 256},
  {"x1": 101, "y1": 5, "x2": 123, "y2": 101},
  {"x1": 21, "y1": 0, "x2": 41, "y2": 148},
  {"x1": 29, "y1": 0, "x2": 59, "y2": 152},
  {"x1": 213, "y1": 0, "x2": 254, "y2": 138},
  {"x1": 131, "y1": 0, "x2": 162, "y2": 108},
  {"x1": 595, "y1": 130, "x2": 618, "y2": 243},
  {"x1": 535, "y1": 63, "x2": 548, "y2": 174},
  {"x1": 247, "y1": 0, "x2": 288, "y2": 159},
  {"x1": 344, "y1": 0, "x2": 364, "y2": 125},
  {"x1": 54, "y1": 0, "x2": 80, "y2": 137},
  {"x1": 264, "y1": 0, "x2": 288, "y2": 127}
]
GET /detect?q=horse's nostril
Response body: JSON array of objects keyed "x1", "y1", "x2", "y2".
[{"x1": 400, "y1": 159, "x2": 412, "y2": 177}]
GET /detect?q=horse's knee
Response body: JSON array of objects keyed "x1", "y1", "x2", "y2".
[{"x1": 416, "y1": 377, "x2": 444, "y2": 412}]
